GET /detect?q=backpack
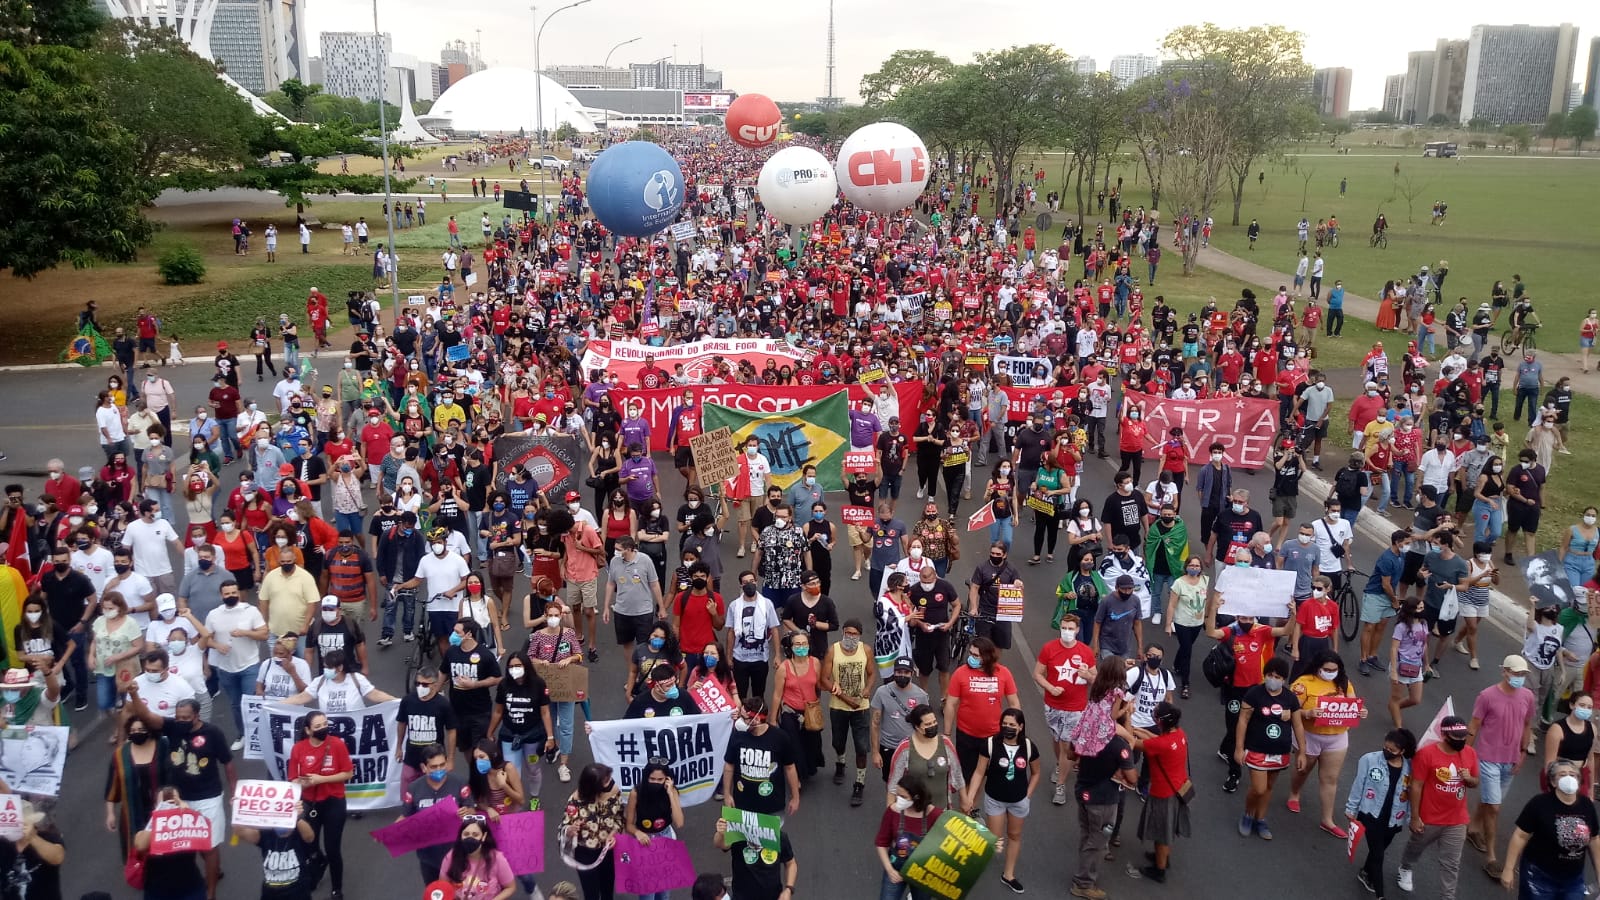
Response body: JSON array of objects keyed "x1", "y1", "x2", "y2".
[{"x1": 1201, "y1": 637, "x2": 1236, "y2": 689}]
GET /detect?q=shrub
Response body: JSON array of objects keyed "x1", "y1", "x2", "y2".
[{"x1": 157, "y1": 244, "x2": 206, "y2": 285}]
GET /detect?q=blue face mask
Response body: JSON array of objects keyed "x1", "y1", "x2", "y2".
[
  {"x1": 1234, "y1": 559, "x2": 1251, "y2": 568},
  {"x1": 793, "y1": 646, "x2": 810, "y2": 658},
  {"x1": 1578, "y1": 706, "x2": 1594, "y2": 722},
  {"x1": 475, "y1": 758, "x2": 491, "y2": 774},
  {"x1": 448, "y1": 632, "x2": 464, "y2": 647},
  {"x1": 812, "y1": 511, "x2": 825, "y2": 521},
  {"x1": 967, "y1": 655, "x2": 982, "y2": 670},
  {"x1": 649, "y1": 637, "x2": 665, "y2": 651},
  {"x1": 663, "y1": 685, "x2": 680, "y2": 700},
  {"x1": 427, "y1": 769, "x2": 448, "y2": 782},
  {"x1": 1508, "y1": 675, "x2": 1526, "y2": 689},
  {"x1": 493, "y1": 503, "x2": 506, "y2": 512}
]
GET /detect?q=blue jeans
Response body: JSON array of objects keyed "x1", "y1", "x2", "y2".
[
  {"x1": 218, "y1": 418, "x2": 240, "y2": 460},
  {"x1": 1473, "y1": 499, "x2": 1504, "y2": 544},
  {"x1": 1148, "y1": 572, "x2": 1175, "y2": 622},
  {"x1": 880, "y1": 871, "x2": 934, "y2": 900},
  {"x1": 1515, "y1": 386, "x2": 1540, "y2": 426},
  {"x1": 96, "y1": 673, "x2": 122, "y2": 712},
  {"x1": 1564, "y1": 556, "x2": 1596, "y2": 594},
  {"x1": 216, "y1": 666, "x2": 255, "y2": 734},
  {"x1": 551, "y1": 701, "x2": 575, "y2": 756},
  {"x1": 1390, "y1": 462, "x2": 1414, "y2": 505},
  {"x1": 1416, "y1": 323, "x2": 1434, "y2": 355},
  {"x1": 382, "y1": 588, "x2": 417, "y2": 640},
  {"x1": 1519, "y1": 861, "x2": 1586, "y2": 900},
  {"x1": 1341, "y1": 507, "x2": 1361, "y2": 529},
  {"x1": 65, "y1": 631, "x2": 90, "y2": 708},
  {"x1": 988, "y1": 517, "x2": 1014, "y2": 551},
  {"x1": 335, "y1": 510, "x2": 364, "y2": 535},
  {"x1": 1373, "y1": 472, "x2": 1392, "y2": 515},
  {"x1": 146, "y1": 486, "x2": 174, "y2": 523},
  {"x1": 1484, "y1": 383, "x2": 1501, "y2": 419}
]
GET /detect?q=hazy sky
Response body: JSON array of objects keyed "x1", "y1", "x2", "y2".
[{"x1": 307, "y1": 0, "x2": 1600, "y2": 110}]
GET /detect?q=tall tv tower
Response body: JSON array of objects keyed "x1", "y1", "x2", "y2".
[{"x1": 817, "y1": 0, "x2": 841, "y2": 108}]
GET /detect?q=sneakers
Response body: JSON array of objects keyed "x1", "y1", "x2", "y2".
[
  {"x1": 1454, "y1": 641, "x2": 1470, "y2": 656},
  {"x1": 1470, "y1": 658, "x2": 1480, "y2": 670},
  {"x1": 851, "y1": 782, "x2": 864, "y2": 807},
  {"x1": 1397, "y1": 867, "x2": 1414, "y2": 892},
  {"x1": 916, "y1": 489, "x2": 925, "y2": 499},
  {"x1": 378, "y1": 636, "x2": 393, "y2": 648},
  {"x1": 1359, "y1": 659, "x2": 1370, "y2": 676},
  {"x1": 1367, "y1": 656, "x2": 1388, "y2": 673},
  {"x1": 558, "y1": 765, "x2": 572, "y2": 782},
  {"x1": 1068, "y1": 887, "x2": 1106, "y2": 900},
  {"x1": 1052, "y1": 765, "x2": 1061, "y2": 784},
  {"x1": 834, "y1": 761, "x2": 846, "y2": 785},
  {"x1": 1255, "y1": 820, "x2": 1274, "y2": 840},
  {"x1": 230, "y1": 739, "x2": 244, "y2": 751},
  {"x1": 1053, "y1": 785, "x2": 1068, "y2": 805},
  {"x1": 402, "y1": 632, "x2": 415, "y2": 642},
  {"x1": 1238, "y1": 815, "x2": 1254, "y2": 837},
  {"x1": 1215, "y1": 749, "x2": 1231, "y2": 764},
  {"x1": 1356, "y1": 869, "x2": 1376, "y2": 895},
  {"x1": 1140, "y1": 866, "x2": 1167, "y2": 884},
  {"x1": 1224, "y1": 773, "x2": 1240, "y2": 793},
  {"x1": 1000, "y1": 877, "x2": 1024, "y2": 894}
]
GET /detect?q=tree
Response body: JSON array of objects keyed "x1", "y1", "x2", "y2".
[
  {"x1": 1427, "y1": 113, "x2": 1452, "y2": 126},
  {"x1": 0, "y1": 0, "x2": 154, "y2": 277},
  {"x1": 1567, "y1": 106, "x2": 1598, "y2": 152},
  {"x1": 555, "y1": 121, "x2": 579, "y2": 141},
  {"x1": 1393, "y1": 175, "x2": 1430, "y2": 223},
  {"x1": 859, "y1": 49, "x2": 954, "y2": 107},
  {"x1": 1541, "y1": 112, "x2": 1566, "y2": 152},
  {"x1": 1162, "y1": 24, "x2": 1316, "y2": 226},
  {"x1": 963, "y1": 45, "x2": 1075, "y2": 215},
  {"x1": 277, "y1": 77, "x2": 320, "y2": 121},
  {"x1": 94, "y1": 22, "x2": 262, "y2": 187},
  {"x1": 1504, "y1": 125, "x2": 1532, "y2": 154},
  {"x1": 1466, "y1": 116, "x2": 1495, "y2": 131},
  {"x1": 1130, "y1": 76, "x2": 1233, "y2": 274},
  {"x1": 1057, "y1": 72, "x2": 1125, "y2": 220}
]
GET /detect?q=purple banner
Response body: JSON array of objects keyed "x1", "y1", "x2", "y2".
[
  {"x1": 614, "y1": 833, "x2": 697, "y2": 895},
  {"x1": 372, "y1": 797, "x2": 459, "y2": 858}
]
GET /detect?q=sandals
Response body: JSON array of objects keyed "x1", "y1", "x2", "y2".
[{"x1": 1028, "y1": 556, "x2": 1041, "y2": 566}]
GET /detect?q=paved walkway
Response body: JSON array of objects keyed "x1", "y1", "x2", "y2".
[{"x1": 1195, "y1": 246, "x2": 1599, "y2": 398}]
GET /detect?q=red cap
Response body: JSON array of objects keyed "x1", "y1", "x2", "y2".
[
  {"x1": 67, "y1": 505, "x2": 84, "y2": 516},
  {"x1": 216, "y1": 340, "x2": 228, "y2": 350},
  {"x1": 563, "y1": 490, "x2": 580, "y2": 502},
  {"x1": 277, "y1": 463, "x2": 294, "y2": 475}
]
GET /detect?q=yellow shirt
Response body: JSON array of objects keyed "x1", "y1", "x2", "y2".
[
  {"x1": 432, "y1": 402, "x2": 467, "y2": 430},
  {"x1": 1290, "y1": 673, "x2": 1357, "y2": 735}
]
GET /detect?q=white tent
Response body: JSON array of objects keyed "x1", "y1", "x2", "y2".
[{"x1": 420, "y1": 66, "x2": 597, "y2": 135}]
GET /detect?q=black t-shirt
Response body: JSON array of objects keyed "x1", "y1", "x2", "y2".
[
  {"x1": 495, "y1": 675, "x2": 550, "y2": 739},
  {"x1": 730, "y1": 830, "x2": 794, "y2": 900},
  {"x1": 968, "y1": 562, "x2": 1019, "y2": 616},
  {"x1": 397, "y1": 692, "x2": 459, "y2": 767},
  {"x1": 445, "y1": 644, "x2": 501, "y2": 717},
  {"x1": 15, "y1": 623, "x2": 68, "y2": 665},
  {"x1": 368, "y1": 510, "x2": 403, "y2": 549},
  {"x1": 159, "y1": 720, "x2": 233, "y2": 799},
  {"x1": 0, "y1": 830, "x2": 63, "y2": 900},
  {"x1": 981, "y1": 736, "x2": 1040, "y2": 804},
  {"x1": 462, "y1": 464, "x2": 492, "y2": 510},
  {"x1": 1075, "y1": 735, "x2": 1135, "y2": 804},
  {"x1": 725, "y1": 726, "x2": 796, "y2": 815},
  {"x1": 38, "y1": 572, "x2": 95, "y2": 631},
  {"x1": 1015, "y1": 426, "x2": 1052, "y2": 469},
  {"x1": 876, "y1": 431, "x2": 910, "y2": 475},
  {"x1": 1240, "y1": 685, "x2": 1300, "y2": 755},
  {"x1": 908, "y1": 578, "x2": 959, "y2": 627},
  {"x1": 1101, "y1": 492, "x2": 1148, "y2": 543},
  {"x1": 295, "y1": 455, "x2": 328, "y2": 501},
  {"x1": 1272, "y1": 452, "x2": 1303, "y2": 498},
  {"x1": 307, "y1": 616, "x2": 365, "y2": 664},
  {"x1": 846, "y1": 479, "x2": 878, "y2": 507},
  {"x1": 257, "y1": 827, "x2": 314, "y2": 898},
  {"x1": 1211, "y1": 508, "x2": 1265, "y2": 563},
  {"x1": 782, "y1": 593, "x2": 839, "y2": 651},
  {"x1": 1514, "y1": 791, "x2": 1600, "y2": 881}
]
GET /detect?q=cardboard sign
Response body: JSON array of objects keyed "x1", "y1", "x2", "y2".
[
  {"x1": 858, "y1": 364, "x2": 888, "y2": 384},
  {"x1": 1215, "y1": 566, "x2": 1296, "y2": 619},
  {"x1": 689, "y1": 676, "x2": 736, "y2": 714},
  {"x1": 231, "y1": 780, "x2": 302, "y2": 830},
  {"x1": 996, "y1": 585, "x2": 1025, "y2": 623},
  {"x1": 901, "y1": 812, "x2": 997, "y2": 900},
  {"x1": 720, "y1": 806, "x2": 782, "y2": 854},
  {"x1": 1316, "y1": 696, "x2": 1364, "y2": 728},
  {"x1": 149, "y1": 807, "x2": 214, "y2": 855},
  {"x1": 615, "y1": 834, "x2": 696, "y2": 895},
  {"x1": 372, "y1": 797, "x2": 460, "y2": 858},
  {"x1": 0, "y1": 795, "x2": 25, "y2": 840},
  {"x1": 1024, "y1": 495, "x2": 1056, "y2": 515},
  {"x1": 841, "y1": 505, "x2": 876, "y2": 527},
  {"x1": 533, "y1": 661, "x2": 589, "y2": 703},
  {"x1": 844, "y1": 450, "x2": 877, "y2": 474},
  {"x1": 690, "y1": 426, "x2": 739, "y2": 489}
]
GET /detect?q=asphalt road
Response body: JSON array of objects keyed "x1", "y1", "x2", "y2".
[{"x1": 0, "y1": 357, "x2": 1549, "y2": 900}]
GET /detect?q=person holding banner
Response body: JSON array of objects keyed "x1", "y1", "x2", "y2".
[
  {"x1": 623, "y1": 762, "x2": 685, "y2": 900},
  {"x1": 1288, "y1": 650, "x2": 1367, "y2": 839},
  {"x1": 874, "y1": 776, "x2": 943, "y2": 900},
  {"x1": 438, "y1": 814, "x2": 517, "y2": 900},
  {"x1": 232, "y1": 799, "x2": 317, "y2": 900},
  {"x1": 1344, "y1": 728, "x2": 1417, "y2": 899},
  {"x1": 288, "y1": 710, "x2": 353, "y2": 899},
  {"x1": 126, "y1": 693, "x2": 235, "y2": 899},
  {"x1": 133, "y1": 789, "x2": 208, "y2": 900}
]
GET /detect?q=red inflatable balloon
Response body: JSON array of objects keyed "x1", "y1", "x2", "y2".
[{"x1": 725, "y1": 93, "x2": 782, "y2": 149}]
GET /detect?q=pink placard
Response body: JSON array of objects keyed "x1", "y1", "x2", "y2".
[
  {"x1": 614, "y1": 834, "x2": 697, "y2": 895},
  {"x1": 489, "y1": 811, "x2": 546, "y2": 875},
  {"x1": 149, "y1": 808, "x2": 213, "y2": 855},
  {"x1": 690, "y1": 676, "x2": 736, "y2": 714},
  {"x1": 372, "y1": 797, "x2": 459, "y2": 858},
  {"x1": 841, "y1": 505, "x2": 876, "y2": 527}
]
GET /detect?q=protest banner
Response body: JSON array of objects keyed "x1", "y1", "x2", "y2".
[
  {"x1": 901, "y1": 812, "x2": 996, "y2": 900},
  {"x1": 533, "y1": 661, "x2": 589, "y2": 703},
  {"x1": 1346, "y1": 818, "x2": 1365, "y2": 862},
  {"x1": 873, "y1": 589, "x2": 914, "y2": 680},
  {"x1": 0, "y1": 795, "x2": 24, "y2": 840},
  {"x1": 996, "y1": 585, "x2": 1025, "y2": 623},
  {"x1": 858, "y1": 363, "x2": 888, "y2": 384},
  {"x1": 704, "y1": 394, "x2": 849, "y2": 492},
  {"x1": 372, "y1": 797, "x2": 460, "y2": 858},
  {"x1": 690, "y1": 427, "x2": 739, "y2": 489},
  {"x1": 406, "y1": 295, "x2": 427, "y2": 306},
  {"x1": 992, "y1": 356, "x2": 1054, "y2": 388},
  {"x1": 0, "y1": 726, "x2": 68, "y2": 797},
  {"x1": 258, "y1": 700, "x2": 402, "y2": 809},
  {"x1": 1127, "y1": 390, "x2": 1280, "y2": 468},
  {"x1": 843, "y1": 451, "x2": 876, "y2": 474},
  {"x1": 231, "y1": 780, "x2": 302, "y2": 830},
  {"x1": 1023, "y1": 495, "x2": 1055, "y2": 515},
  {"x1": 964, "y1": 353, "x2": 990, "y2": 368},
  {"x1": 241, "y1": 694, "x2": 266, "y2": 760},
  {"x1": 689, "y1": 676, "x2": 736, "y2": 714},
  {"x1": 1215, "y1": 567, "x2": 1296, "y2": 619},
  {"x1": 464, "y1": 272, "x2": 478, "y2": 287},
  {"x1": 488, "y1": 811, "x2": 545, "y2": 875},
  {"x1": 589, "y1": 712, "x2": 734, "y2": 806},
  {"x1": 490, "y1": 433, "x2": 581, "y2": 498},
  {"x1": 445, "y1": 344, "x2": 470, "y2": 363},
  {"x1": 611, "y1": 382, "x2": 927, "y2": 454},
  {"x1": 1001, "y1": 385, "x2": 1082, "y2": 422},
  {"x1": 149, "y1": 807, "x2": 214, "y2": 854},
  {"x1": 1315, "y1": 697, "x2": 1364, "y2": 729},
  {"x1": 614, "y1": 834, "x2": 697, "y2": 895},
  {"x1": 1524, "y1": 551, "x2": 1579, "y2": 611},
  {"x1": 841, "y1": 505, "x2": 876, "y2": 527},
  {"x1": 720, "y1": 806, "x2": 782, "y2": 854},
  {"x1": 580, "y1": 338, "x2": 812, "y2": 385},
  {"x1": 670, "y1": 221, "x2": 697, "y2": 242}
]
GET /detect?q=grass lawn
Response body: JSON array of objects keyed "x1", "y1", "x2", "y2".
[{"x1": 1015, "y1": 148, "x2": 1600, "y2": 340}]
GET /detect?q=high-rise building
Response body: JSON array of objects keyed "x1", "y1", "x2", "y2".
[
  {"x1": 1312, "y1": 67, "x2": 1352, "y2": 118},
  {"x1": 1460, "y1": 23, "x2": 1580, "y2": 125},
  {"x1": 1383, "y1": 74, "x2": 1405, "y2": 119},
  {"x1": 544, "y1": 65, "x2": 634, "y2": 90},
  {"x1": 320, "y1": 31, "x2": 392, "y2": 102},
  {"x1": 1585, "y1": 37, "x2": 1600, "y2": 110},
  {"x1": 630, "y1": 60, "x2": 721, "y2": 91},
  {"x1": 1108, "y1": 54, "x2": 1159, "y2": 87},
  {"x1": 1402, "y1": 50, "x2": 1436, "y2": 124},
  {"x1": 1427, "y1": 39, "x2": 1469, "y2": 123},
  {"x1": 208, "y1": 0, "x2": 266, "y2": 92},
  {"x1": 1072, "y1": 57, "x2": 1097, "y2": 76},
  {"x1": 307, "y1": 55, "x2": 322, "y2": 85},
  {"x1": 439, "y1": 39, "x2": 485, "y2": 74},
  {"x1": 1570, "y1": 82, "x2": 1584, "y2": 112}
]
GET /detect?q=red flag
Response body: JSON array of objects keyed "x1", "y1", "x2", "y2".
[
  {"x1": 967, "y1": 502, "x2": 996, "y2": 532},
  {"x1": 3, "y1": 512, "x2": 28, "y2": 580}
]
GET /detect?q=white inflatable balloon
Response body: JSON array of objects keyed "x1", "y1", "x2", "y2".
[
  {"x1": 757, "y1": 146, "x2": 839, "y2": 226},
  {"x1": 834, "y1": 122, "x2": 930, "y2": 215}
]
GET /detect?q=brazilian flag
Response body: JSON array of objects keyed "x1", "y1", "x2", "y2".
[
  {"x1": 60, "y1": 325, "x2": 112, "y2": 367},
  {"x1": 704, "y1": 392, "x2": 849, "y2": 492}
]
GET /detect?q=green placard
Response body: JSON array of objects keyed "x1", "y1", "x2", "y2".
[
  {"x1": 720, "y1": 806, "x2": 782, "y2": 854},
  {"x1": 901, "y1": 812, "x2": 997, "y2": 900}
]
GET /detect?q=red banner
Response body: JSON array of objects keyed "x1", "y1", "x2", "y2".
[
  {"x1": 613, "y1": 382, "x2": 928, "y2": 453},
  {"x1": 1315, "y1": 696, "x2": 1364, "y2": 728},
  {"x1": 843, "y1": 451, "x2": 876, "y2": 474},
  {"x1": 1003, "y1": 384, "x2": 1081, "y2": 422},
  {"x1": 1126, "y1": 390, "x2": 1280, "y2": 468},
  {"x1": 149, "y1": 807, "x2": 213, "y2": 854}
]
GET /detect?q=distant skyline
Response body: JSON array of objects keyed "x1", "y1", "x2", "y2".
[{"x1": 304, "y1": 1, "x2": 1600, "y2": 110}]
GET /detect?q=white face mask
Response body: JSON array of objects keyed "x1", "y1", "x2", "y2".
[
  {"x1": 1558, "y1": 774, "x2": 1582, "y2": 796},
  {"x1": 909, "y1": 547, "x2": 922, "y2": 558},
  {"x1": 275, "y1": 537, "x2": 290, "y2": 548},
  {"x1": 892, "y1": 796, "x2": 914, "y2": 812},
  {"x1": 24, "y1": 612, "x2": 41, "y2": 624},
  {"x1": 546, "y1": 615, "x2": 561, "y2": 629},
  {"x1": 415, "y1": 684, "x2": 431, "y2": 698},
  {"x1": 1060, "y1": 628, "x2": 1077, "y2": 645},
  {"x1": 507, "y1": 667, "x2": 525, "y2": 680},
  {"x1": 1298, "y1": 534, "x2": 1312, "y2": 545},
  {"x1": 1586, "y1": 516, "x2": 1597, "y2": 526},
  {"x1": 322, "y1": 609, "x2": 337, "y2": 623},
  {"x1": 431, "y1": 543, "x2": 446, "y2": 556}
]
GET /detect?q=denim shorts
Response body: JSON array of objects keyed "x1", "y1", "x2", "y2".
[{"x1": 1480, "y1": 760, "x2": 1516, "y2": 805}]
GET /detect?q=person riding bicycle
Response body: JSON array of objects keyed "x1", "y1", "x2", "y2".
[
  {"x1": 1371, "y1": 213, "x2": 1388, "y2": 238},
  {"x1": 1509, "y1": 298, "x2": 1541, "y2": 347}
]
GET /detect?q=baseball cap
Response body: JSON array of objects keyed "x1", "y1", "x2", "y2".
[
  {"x1": 155, "y1": 593, "x2": 177, "y2": 615},
  {"x1": 1115, "y1": 574, "x2": 1136, "y2": 589},
  {"x1": 67, "y1": 505, "x2": 84, "y2": 516},
  {"x1": 563, "y1": 490, "x2": 581, "y2": 503},
  {"x1": 1440, "y1": 715, "x2": 1469, "y2": 735},
  {"x1": 893, "y1": 657, "x2": 915, "y2": 672},
  {"x1": 321, "y1": 595, "x2": 340, "y2": 609},
  {"x1": 1501, "y1": 654, "x2": 1530, "y2": 673},
  {"x1": 216, "y1": 340, "x2": 228, "y2": 350}
]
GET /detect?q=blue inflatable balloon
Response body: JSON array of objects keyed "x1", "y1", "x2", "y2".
[{"x1": 586, "y1": 141, "x2": 685, "y2": 238}]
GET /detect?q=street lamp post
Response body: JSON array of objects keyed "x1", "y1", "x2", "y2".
[
  {"x1": 372, "y1": 0, "x2": 401, "y2": 322},
  {"x1": 530, "y1": 0, "x2": 591, "y2": 149},
  {"x1": 601, "y1": 36, "x2": 640, "y2": 134}
]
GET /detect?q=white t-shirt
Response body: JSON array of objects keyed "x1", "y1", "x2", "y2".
[
  {"x1": 136, "y1": 670, "x2": 197, "y2": 718},
  {"x1": 1313, "y1": 517, "x2": 1354, "y2": 573},
  {"x1": 744, "y1": 453, "x2": 772, "y2": 496},
  {"x1": 96, "y1": 406, "x2": 127, "y2": 443},
  {"x1": 1418, "y1": 449, "x2": 1458, "y2": 492},
  {"x1": 1124, "y1": 665, "x2": 1175, "y2": 729},
  {"x1": 121, "y1": 518, "x2": 178, "y2": 577},
  {"x1": 725, "y1": 596, "x2": 780, "y2": 663},
  {"x1": 107, "y1": 573, "x2": 156, "y2": 626},
  {"x1": 71, "y1": 546, "x2": 115, "y2": 594},
  {"x1": 307, "y1": 672, "x2": 374, "y2": 712},
  {"x1": 164, "y1": 644, "x2": 207, "y2": 697},
  {"x1": 416, "y1": 552, "x2": 471, "y2": 612},
  {"x1": 204, "y1": 603, "x2": 266, "y2": 672},
  {"x1": 256, "y1": 656, "x2": 312, "y2": 698}
]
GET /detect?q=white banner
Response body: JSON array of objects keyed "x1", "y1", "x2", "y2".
[
  {"x1": 231, "y1": 779, "x2": 302, "y2": 830},
  {"x1": 0, "y1": 726, "x2": 69, "y2": 797},
  {"x1": 242, "y1": 694, "x2": 266, "y2": 760},
  {"x1": 587, "y1": 712, "x2": 734, "y2": 807},
  {"x1": 579, "y1": 337, "x2": 811, "y2": 373},
  {"x1": 992, "y1": 355, "x2": 1054, "y2": 388},
  {"x1": 258, "y1": 700, "x2": 403, "y2": 810},
  {"x1": 1215, "y1": 567, "x2": 1297, "y2": 619}
]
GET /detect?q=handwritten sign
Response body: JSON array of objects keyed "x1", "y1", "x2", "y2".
[
  {"x1": 615, "y1": 833, "x2": 697, "y2": 894},
  {"x1": 996, "y1": 585, "x2": 1025, "y2": 623},
  {"x1": 372, "y1": 797, "x2": 460, "y2": 858},
  {"x1": 844, "y1": 451, "x2": 876, "y2": 474},
  {"x1": 721, "y1": 806, "x2": 782, "y2": 854},
  {"x1": 488, "y1": 811, "x2": 545, "y2": 875},
  {"x1": 841, "y1": 505, "x2": 876, "y2": 527},
  {"x1": 231, "y1": 780, "x2": 302, "y2": 830},
  {"x1": 534, "y1": 661, "x2": 589, "y2": 703},
  {"x1": 1315, "y1": 696, "x2": 1364, "y2": 729},
  {"x1": 689, "y1": 676, "x2": 736, "y2": 714},
  {"x1": 1215, "y1": 567, "x2": 1296, "y2": 619},
  {"x1": 149, "y1": 808, "x2": 213, "y2": 855},
  {"x1": 690, "y1": 426, "x2": 739, "y2": 489},
  {"x1": 902, "y1": 812, "x2": 996, "y2": 900}
]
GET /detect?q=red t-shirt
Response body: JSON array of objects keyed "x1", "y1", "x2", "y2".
[
  {"x1": 1411, "y1": 742, "x2": 1477, "y2": 826},
  {"x1": 672, "y1": 589, "x2": 724, "y2": 655},
  {"x1": 289, "y1": 735, "x2": 352, "y2": 802},
  {"x1": 1037, "y1": 639, "x2": 1095, "y2": 712},
  {"x1": 1229, "y1": 624, "x2": 1275, "y2": 688},
  {"x1": 1295, "y1": 597, "x2": 1340, "y2": 640},
  {"x1": 948, "y1": 664, "x2": 1017, "y2": 739},
  {"x1": 1142, "y1": 730, "x2": 1189, "y2": 799}
]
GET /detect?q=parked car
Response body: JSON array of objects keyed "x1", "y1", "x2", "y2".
[{"x1": 529, "y1": 155, "x2": 569, "y2": 171}]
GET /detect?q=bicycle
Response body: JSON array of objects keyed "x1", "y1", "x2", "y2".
[
  {"x1": 399, "y1": 589, "x2": 435, "y2": 685},
  {"x1": 948, "y1": 609, "x2": 998, "y2": 663},
  {"x1": 1369, "y1": 231, "x2": 1388, "y2": 250},
  {"x1": 1498, "y1": 324, "x2": 1538, "y2": 355},
  {"x1": 1337, "y1": 571, "x2": 1365, "y2": 643}
]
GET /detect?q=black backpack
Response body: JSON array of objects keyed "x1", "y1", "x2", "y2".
[{"x1": 1201, "y1": 637, "x2": 1236, "y2": 689}]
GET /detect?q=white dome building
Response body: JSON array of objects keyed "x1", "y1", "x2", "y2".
[{"x1": 421, "y1": 67, "x2": 597, "y2": 136}]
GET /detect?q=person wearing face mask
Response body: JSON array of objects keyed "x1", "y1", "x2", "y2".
[
  {"x1": 305, "y1": 593, "x2": 369, "y2": 679},
  {"x1": 773, "y1": 632, "x2": 824, "y2": 781},
  {"x1": 394, "y1": 743, "x2": 471, "y2": 883},
  {"x1": 1282, "y1": 650, "x2": 1365, "y2": 839},
  {"x1": 437, "y1": 811, "x2": 516, "y2": 900},
  {"x1": 1501, "y1": 758, "x2": 1600, "y2": 898},
  {"x1": 106, "y1": 715, "x2": 171, "y2": 860},
  {"x1": 285, "y1": 709, "x2": 354, "y2": 898},
  {"x1": 636, "y1": 499, "x2": 671, "y2": 594},
  {"x1": 395, "y1": 668, "x2": 459, "y2": 787},
  {"x1": 259, "y1": 546, "x2": 321, "y2": 650},
  {"x1": 723, "y1": 695, "x2": 803, "y2": 818},
  {"x1": 962, "y1": 707, "x2": 1038, "y2": 893},
  {"x1": 626, "y1": 662, "x2": 701, "y2": 720},
  {"x1": 1034, "y1": 612, "x2": 1097, "y2": 804},
  {"x1": 1344, "y1": 727, "x2": 1418, "y2": 898},
  {"x1": 729, "y1": 439, "x2": 773, "y2": 559},
  {"x1": 869, "y1": 656, "x2": 931, "y2": 783},
  {"x1": 284, "y1": 646, "x2": 391, "y2": 711},
  {"x1": 887, "y1": 705, "x2": 967, "y2": 811},
  {"x1": 1393, "y1": 716, "x2": 1479, "y2": 898},
  {"x1": 1460, "y1": 653, "x2": 1538, "y2": 881},
  {"x1": 1193, "y1": 441, "x2": 1233, "y2": 550},
  {"x1": 1558, "y1": 506, "x2": 1600, "y2": 599},
  {"x1": 875, "y1": 776, "x2": 944, "y2": 900},
  {"x1": 943, "y1": 637, "x2": 1020, "y2": 783},
  {"x1": 818, "y1": 619, "x2": 872, "y2": 804},
  {"x1": 1204, "y1": 588, "x2": 1292, "y2": 794},
  {"x1": 1543, "y1": 691, "x2": 1596, "y2": 799},
  {"x1": 1231, "y1": 656, "x2": 1305, "y2": 841}
]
